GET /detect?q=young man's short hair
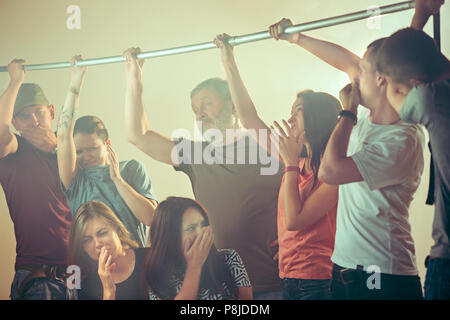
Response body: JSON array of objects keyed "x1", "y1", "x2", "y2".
[{"x1": 375, "y1": 28, "x2": 447, "y2": 84}]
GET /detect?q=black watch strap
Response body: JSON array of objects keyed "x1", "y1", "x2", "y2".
[{"x1": 338, "y1": 110, "x2": 357, "y2": 125}]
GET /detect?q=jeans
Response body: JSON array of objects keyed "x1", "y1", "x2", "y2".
[
  {"x1": 424, "y1": 256, "x2": 450, "y2": 300},
  {"x1": 281, "y1": 278, "x2": 331, "y2": 300},
  {"x1": 331, "y1": 264, "x2": 423, "y2": 300},
  {"x1": 253, "y1": 290, "x2": 283, "y2": 300},
  {"x1": 10, "y1": 269, "x2": 69, "y2": 300}
]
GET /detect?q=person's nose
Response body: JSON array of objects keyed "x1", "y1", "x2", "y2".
[
  {"x1": 30, "y1": 113, "x2": 40, "y2": 127},
  {"x1": 94, "y1": 237, "x2": 104, "y2": 249},
  {"x1": 288, "y1": 115, "x2": 296, "y2": 124}
]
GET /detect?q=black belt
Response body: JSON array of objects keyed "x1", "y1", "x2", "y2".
[
  {"x1": 332, "y1": 264, "x2": 365, "y2": 285},
  {"x1": 16, "y1": 264, "x2": 69, "y2": 299},
  {"x1": 16, "y1": 264, "x2": 68, "y2": 279}
]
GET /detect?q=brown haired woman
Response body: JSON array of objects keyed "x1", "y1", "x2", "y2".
[
  {"x1": 69, "y1": 200, "x2": 149, "y2": 300},
  {"x1": 145, "y1": 197, "x2": 253, "y2": 300}
]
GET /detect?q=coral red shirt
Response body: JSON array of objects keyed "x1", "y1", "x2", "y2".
[{"x1": 278, "y1": 159, "x2": 337, "y2": 279}]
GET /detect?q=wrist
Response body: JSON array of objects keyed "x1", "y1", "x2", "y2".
[
  {"x1": 9, "y1": 79, "x2": 23, "y2": 88},
  {"x1": 338, "y1": 110, "x2": 357, "y2": 125},
  {"x1": 68, "y1": 87, "x2": 80, "y2": 96},
  {"x1": 186, "y1": 264, "x2": 202, "y2": 275},
  {"x1": 293, "y1": 33, "x2": 304, "y2": 45},
  {"x1": 284, "y1": 165, "x2": 300, "y2": 173},
  {"x1": 112, "y1": 176, "x2": 124, "y2": 185}
]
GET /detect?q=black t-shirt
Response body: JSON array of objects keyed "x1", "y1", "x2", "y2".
[{"x1": 78, "y1": 247, "x2": 149, "y2": 300}]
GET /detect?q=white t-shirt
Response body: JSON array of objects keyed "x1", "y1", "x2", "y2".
[{"x1": 331, "y1": 113, "x2": 425, "y2": 275}]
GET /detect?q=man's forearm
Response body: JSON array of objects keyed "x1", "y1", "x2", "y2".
[
  {"x1": 411, "y1": 11, "x2": 430, "y2": 30},
  {"x1": 320, "y1": 118, "x2": 353, "y2": 180},
  {"x1": 0, "y1": 80, "x2": 22, "y2": 128},
  {"x1": 295, "y1": 33, "x2": 361, "y2": 79},
  {"x1": 222, "y1": 56, "x2": 262, "y2": 129},
  {"x1": 125, "y1": 77, "x2": 148, "y2": 143}
]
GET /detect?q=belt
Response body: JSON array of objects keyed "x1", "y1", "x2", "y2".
[
  {"x1": 16, "y1": 264, "x2": 69, "y2": 299},
  {"x1": 333, "y1": 264, "x2": 365, "y2": 285},
  {"x1": 16, "y1": 264, "x2": 68, "y2": 279}
]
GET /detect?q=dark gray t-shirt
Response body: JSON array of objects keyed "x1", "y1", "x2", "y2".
[
  {"x1": 173, "y1": 135, "x2": 283, "y2": 293},
  {"x1": 400, "y1": 80, "x2": 450, "y2": 258},
  {"x1": 65, "y1": 159, "x2": 157, "y2": 247}
]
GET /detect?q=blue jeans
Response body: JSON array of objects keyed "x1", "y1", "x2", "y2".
[
  {"x1": 424, "y1": 256, "x2": 450, "y2": 300},
  {"x1": 281, "y1": 278, "x2": 331, "y2": 300},
  {"x1": 253, "y1": 290, "x2": 283, "y2": 300},
  {"x1": 331, "y1": 264, "x2": 423, "y2": 300},
  {"x1": 10, "y1": 269, "x2": 69, "y2": 300}
]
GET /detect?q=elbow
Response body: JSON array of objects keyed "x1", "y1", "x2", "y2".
[
  {"x1": 126, "y1": 131, "x2": 144, "y2": 148},
  {"x1": 318, "y1": 164, "x2": 340, "y2": 186},
  {"x1": 285, "y1": 216, "x2": 301, "y2": 232},
  {"x1": 126, "y1": 133, "x2": 138, "y2": 145},
  {"x1": 285, "y1": 222, "x2": 298, "y2": 232}
]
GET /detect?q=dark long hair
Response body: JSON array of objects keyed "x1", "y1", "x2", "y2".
[
  {"x1": 144, "y1": 197, "x2": 238, "y2": 299},
  {"x1": 297, "y1": 90, "x2": 341, "y2": 189}
]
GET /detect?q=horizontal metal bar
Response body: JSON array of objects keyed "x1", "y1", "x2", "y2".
[{"x1": 0, "y1": 1, "x2": 415, "y2": 72}]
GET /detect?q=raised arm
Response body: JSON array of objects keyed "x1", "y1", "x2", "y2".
[
  {"x1": 411, "y1": 0, "x2": 445, "y2": 30},
  {"x1": 214, "y1": 34, "x2": 276, "y2": 155},
  {"x1": 57, "y1": 55, "x2": 87, "y2": 189},
  {"x1": 214, "y1": 34, "x2": 269, "y2": 131},
  {"x1": 269, "y1": 18, "x2": 361, "y2": 81},
  {"x1": 0, "y1": 60, "x2": 24, "y2": 159},
  {"x1": 319, "y1": 83, "x2": 363, "y2": 185},
  {"x1": 123, "y1": 48, "x2": 178, "y2": 166}
]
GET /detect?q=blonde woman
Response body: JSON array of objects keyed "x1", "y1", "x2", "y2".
[{"x1": 69, "y1": 200, "x2": 149, "y2": 300}]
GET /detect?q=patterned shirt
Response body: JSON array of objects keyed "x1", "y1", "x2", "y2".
[{"x1": 148, "y1": 249, "x2": 251, "y2": 300}]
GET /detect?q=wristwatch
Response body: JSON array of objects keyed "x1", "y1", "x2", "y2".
[{"x1": 337, "y1": 110, "x2": 357, "y2": 125}]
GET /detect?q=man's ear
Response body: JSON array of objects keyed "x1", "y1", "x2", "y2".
[
  {"x1": 48, "y1": 104, "x2": 55, "y2": 120},
  {"x1": 11, "y1": 117, "x2": 18, "y2": 131},
  {"x1": 375, "y1": 71, "x2": 387, "y2": 88},
  {"x1": 106, "y1": 139, "x2": 111, "y2": 146}
]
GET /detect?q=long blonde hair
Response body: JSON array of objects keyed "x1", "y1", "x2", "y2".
[{"x1": 68, "y1": 200, "x2": 138, "y2": 279}]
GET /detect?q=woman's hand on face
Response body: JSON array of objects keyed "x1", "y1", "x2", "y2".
[
  {"x1": 183, "y1": 226, "x2": 214, "y2": 271},
  {"x1": 272, "y1": 120, "x2": 304, "y2": 167},
  {"x1": 107, "y1": 144, "x2": 123, "y2": 183},
  {"x1": 98, "y1": 246, "x2": 117, "y2": 299}
]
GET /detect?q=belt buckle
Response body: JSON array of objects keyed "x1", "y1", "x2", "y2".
[{"x1": 338, "y1": 268, "x2": 355, "y2": 285}]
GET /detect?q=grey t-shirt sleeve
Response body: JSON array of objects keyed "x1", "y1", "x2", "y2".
[
  {"x1": 122, "y1": 159, "x2": 158, "y2": 201},
  {"x1": 172, "y1": 137, "x2": 194, "y2": 176},
  {"x1": 400, "y1": 83, "x2": 433, "y2": 125},
  {"x1": 351, "y1": 125, "x2": 424, "y2": 190}
]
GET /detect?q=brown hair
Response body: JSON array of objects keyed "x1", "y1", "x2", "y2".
[
  {"x1": 376, "y1": 28, "x2": 448, "y2": 84},
  {"x1": 73, "y1": 115, "x2": 109, "y2": 142},
  {"x1": 68, "y1": 201, "x2": 138, "y2": 280},
  {"x1": 297, "y1": 90, "x2": 341, "y2": 189}
]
